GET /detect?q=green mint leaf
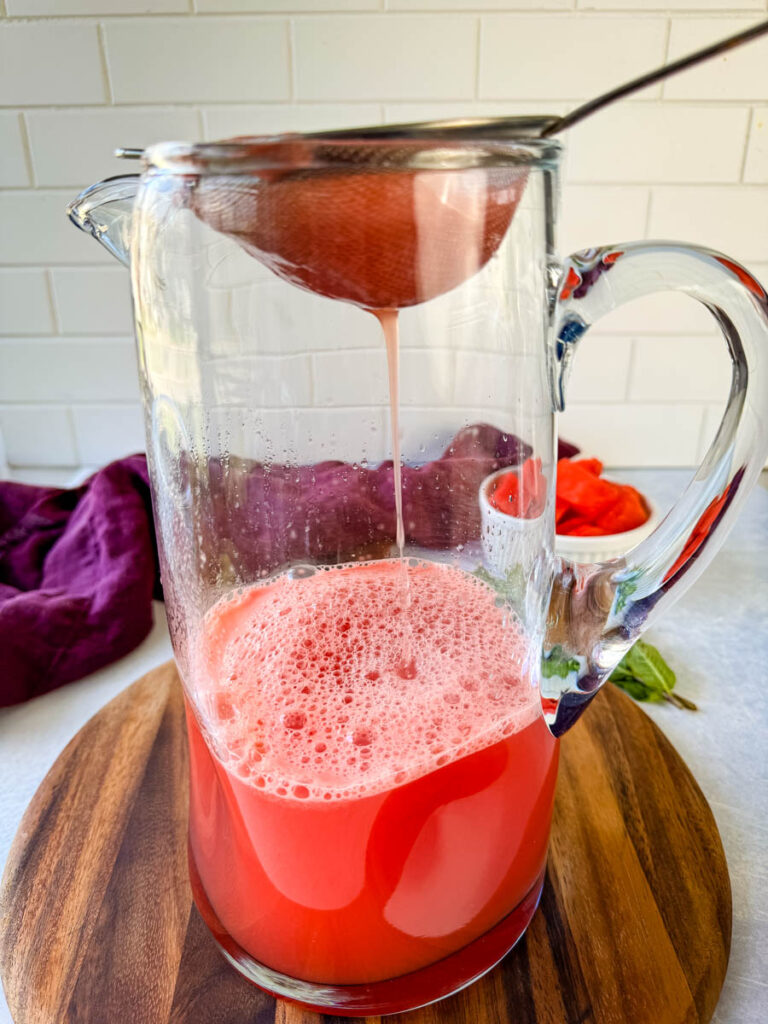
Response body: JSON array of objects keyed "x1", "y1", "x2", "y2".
[
  {"x1": 611, "y1": 675, "x2": 663, "y2": 703},
  {"x1": 609, "y1": 668, "x2": 636, "y2": 684},
  {"x1": 473, "y1": 564, "x2": 526, "y2": 606},
  {"x1": 610, "y1": 639, "x2": 694, "y2": 708},
  {"x1": 614, "y1": 575, "x2": 639, "y2": 613},
  {"x1": 625, "y1": 640, "x2": 676, "y2": 694},
  {"x1": 473, "y1": 565, "x2": 500, "y2": 590},
  {"x1": 542, "y1": 645, "x2": 580, "y2": 679}
]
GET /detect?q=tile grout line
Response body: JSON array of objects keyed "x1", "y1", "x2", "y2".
[
  {"x1": 643, "y1": 186, "x2": 654, "y2": 238},
  {"x1": 308, "y1": 352, "x2": 316, "y2": 408},
  {"x1": 739, "y1": 106, "x2": 755, "y2": 182},
  {"x1": 44, "y1": 269, "x2": 61, "y2": 335},
  {"x1": 3, "y1": 98, "x2": 768, "y2": 111},
  {"x1": 0, "y1": 403, "x2": 82, "y2": 411},
  {"x1": 66, "y1": 404, "x2": 82, "y2": 467},
  {"x1": 0, "y1": 401, "x2": 142, "y2": 410},
  {"x1": 288, "y1": 18, "x2": 297, "y2": 104},
  {"x1": 474, "y1": 16, "x2": 482, "y2": 101},
  {"x1": 96, "y1": 22, "x2": 114, "y2": 106},
  {"x1": 0, "y1": 336, "x2": 135, "y2": 345},
  {"x1": 194, "y1": 105, "x2": 205, "y2": 142},
  {"x1": 0, "y1": 262, "x2": 127, "y2": 269},
  {"x1": 1, "y1": 10, "x2": 765, "y2": 21},
  {"x1": 16, "y1": 112, "x2": 36, "y2": 188},
  {"x1": 659, "y1": 14, "x2": 673, "y2": 102},
  {"x1": 625, "y1": 337, "x2": 639, "y2": 403}
]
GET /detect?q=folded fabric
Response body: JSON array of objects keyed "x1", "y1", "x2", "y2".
[
  {"x1": 0, "y1": 431, "x2": 579, "y2": 707},
  {"x1": 197, "y1": 424, "x2": 534, "y2": 577},
  {"x1": 0, "y1": 456, "x2": 158, "y2": 707}
]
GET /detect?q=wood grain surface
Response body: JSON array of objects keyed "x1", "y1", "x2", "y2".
[{"x1": 0, "y1": 662, "x2": 731, "y2": 1024}]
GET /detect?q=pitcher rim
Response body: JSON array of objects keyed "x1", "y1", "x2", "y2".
[{"x1": 142, "y1": 118, "x2": 563, "y2": 176}]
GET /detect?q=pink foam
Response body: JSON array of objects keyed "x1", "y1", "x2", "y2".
[{"x1": 191, "y1": 560, "x2": 538, "y2": 801}]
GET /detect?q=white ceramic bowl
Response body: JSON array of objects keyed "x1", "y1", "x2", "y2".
[{"x1": 479, "y1": 466, "x2": 659, "y2": 566}]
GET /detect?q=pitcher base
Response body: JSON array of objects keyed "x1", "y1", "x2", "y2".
[{"x1": 189, "y1": 853, "x2": 546, "y2": 1017}]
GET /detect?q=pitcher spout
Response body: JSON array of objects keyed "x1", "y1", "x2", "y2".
[{"x1": 67, "y1": 175, "x2": 139, "y2": 267}]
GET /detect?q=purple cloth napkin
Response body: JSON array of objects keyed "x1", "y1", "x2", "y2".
[
  {"x1": 200, "y1": 423, "x2": 535, "y2": 576},
  {"x1": 0, "y1": 431, "x2": 579, "y2": 707},
  {"x1": 0, "y1": 456, "x2": 158, "y2": 707}
]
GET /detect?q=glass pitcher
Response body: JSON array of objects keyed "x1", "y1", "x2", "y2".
[{"x1": 68, "y1": 121, "x2": 768, "y2": 1017}]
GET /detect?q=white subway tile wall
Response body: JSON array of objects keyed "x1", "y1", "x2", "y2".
[
  {"x1": 0, "y1": 22, "x2": 107, "y2": 106},
  {"x1": 564, "y1": 105, "x2": 749, "y2": 183},
  {"x1": 71, "y1": 404, "x2": 146, "y2": 465},
  {"x1": 293, "y1": 16, "x2": 478, "y2": 100},
  {"x1": 0, "y1": 113, "x2": 29, "y2": 188},
  {"x1": 561, "y1": 336, "x2": 633, "y2": 403},
  {"x1": 744, "y1": 106, "x2": 768, "y2": 182},
  {"x1": 0, "y1": 191, "x2": 113, "y2": 265},
  {"x1": 628, "y1": 336, "x2": 730, "y2": 403},
  {"x1": 0, "y1": 338, "x2": 141, "y2": 406},
  {"x1": 0, "y1": 406, "x2": 78, "y2": 467},
  {"x1": 558, "y1": 402, "x2": 707, "y2": 466},
  {"x1": 664, "y1": 17, "x2": 768, "y2": 100},
  {"x1": 202, "y1": 103, "x2": 381, "y2": 138},
  {"x1": 26, "y1": 108, "x2": 204, "y2": 188},
  {"x1": 0, "y1": 3, "x2": 766, "y2": 471},
  {"x1": 50, "y1": 268, "x2": 134, "y2": 334},
  {"x1": 648, "y1": 186, "x2": 768, "y2": 261},
  {"x1": 559, "y1": 184, "x2": 649, "y2": 252},
  {"x1": 104, "y1": 19, "x2": 292, "y2": 103},
  {"x1": 0, "y1": 271, "x2": 55, "y2": 335},
  {"x1": 479, "y1": 15, "x2": 667, "y2": 100}
]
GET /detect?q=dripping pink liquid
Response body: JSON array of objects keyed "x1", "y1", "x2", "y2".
[
  {"x1": 186, "y1": 559, "x2": 558, "y2": 994},
  {"x1": 373, "y1": 308, "x2": 405, "y2": 554}
]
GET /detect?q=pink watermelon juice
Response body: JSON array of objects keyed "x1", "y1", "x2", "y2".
[{"x1": 185, "y1": 559, "x2": 558, "y2": 987}]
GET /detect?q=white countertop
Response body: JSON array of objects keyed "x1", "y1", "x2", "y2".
[{"x1": 1, "y1": 469, "x2": 766, "y2": 1024}]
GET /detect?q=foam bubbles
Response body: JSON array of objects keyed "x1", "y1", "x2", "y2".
[{"x1": 192, "y1": 559, "x2": 538, "y2": 801}]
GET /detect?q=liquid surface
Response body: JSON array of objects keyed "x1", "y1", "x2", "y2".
[
  {"x1": 187, "y1": 560, "x2": 558, "y2": 985},
  {"x1": 194, "y1": 560, "x2": 539, "y2": 801}
]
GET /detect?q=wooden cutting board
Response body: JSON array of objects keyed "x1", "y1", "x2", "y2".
[{"x1": 0, "y1": 662, "x2": 730, "y2": 1024}]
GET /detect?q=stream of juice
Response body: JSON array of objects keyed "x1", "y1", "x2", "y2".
[
  {"x1": 186, "y1": 559, "x2": 558, "y2": 986},
  {"x1": 374, "y1": 307, "x2": 405, "y2": 555}
]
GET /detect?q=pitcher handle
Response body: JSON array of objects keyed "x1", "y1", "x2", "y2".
[{"x1": 544, "y1": 242, "x2": 768, "y2": 736}]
